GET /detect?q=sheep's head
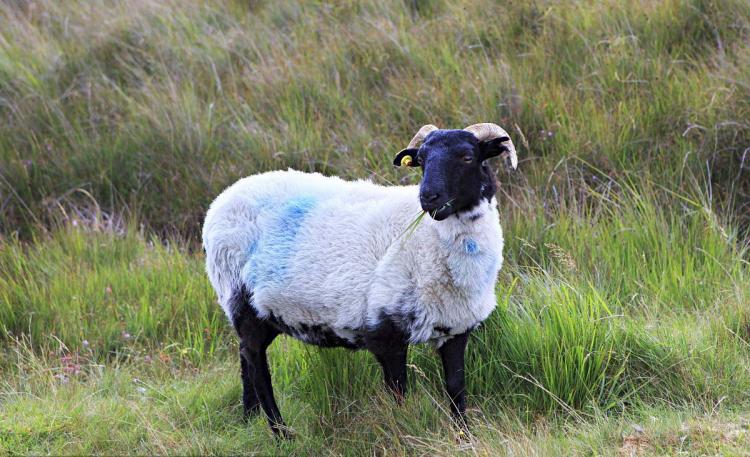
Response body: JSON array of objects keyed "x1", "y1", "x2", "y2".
[{"x1": 393, "y1": 123, "x2": 517, "y2": 221}]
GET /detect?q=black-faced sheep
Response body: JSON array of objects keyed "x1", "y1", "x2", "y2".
[{"x1": 202, "y1": 123, "x2": 517, "y2": 436}]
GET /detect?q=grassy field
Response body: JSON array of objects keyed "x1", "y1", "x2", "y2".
[{"x1": 2, "y1": 0, "x2": 750, "y2": 454}]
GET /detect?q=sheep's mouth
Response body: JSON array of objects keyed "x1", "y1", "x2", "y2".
[
  {"x1": 424, "y1": 200, "x2": 454, "y2": 221},
  {"x1": 425, "y1": 198, "x2": 487, "y2": 221}
]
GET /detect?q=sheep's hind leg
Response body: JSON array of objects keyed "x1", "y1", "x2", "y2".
[
  {"x1": 238, "y1": 320, "x2": 289, "y2": 437},
  {"x1": 231, "y1": 288, "x2": 289, "y2": 438}
]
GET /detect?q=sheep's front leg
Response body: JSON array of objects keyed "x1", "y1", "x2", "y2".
[
  {"x1": 373, "y1": 348, "x2": 408, "y2": 401},
  {"x1": 438, "y1": 331, "x2": 470, "y2": 424},
  {"x1": 365, "y1": 318, "x2": 409, "y2": 402},
  {"x1": 240, "y1": 353, "x2": 260, "y2": 417}
]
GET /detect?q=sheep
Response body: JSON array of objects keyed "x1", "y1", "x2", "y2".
[{"x1": 202, "y1": 123, "x2": 518, "y2": 436}]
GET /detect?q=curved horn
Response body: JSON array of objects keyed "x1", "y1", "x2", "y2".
[
  {"x1": 406, "y1": 124, "x2": 439, "y2": 149},
  {"x1": 464, "y1": 123, "x2": 518, "y2": 169}
]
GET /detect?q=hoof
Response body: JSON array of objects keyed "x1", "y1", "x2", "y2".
[
  {"x1": 453, "y1": 419, "x2": 472, "y2": 446},
  {"x1": 272, "y1": 424, "x2": 295, "y2": 440},
  {"x1": 452, "y1": 413, "x2": 470, "y2": 434}
]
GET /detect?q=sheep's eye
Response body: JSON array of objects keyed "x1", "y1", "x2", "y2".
[{"x1": 462, "y1": 155, "x2": 473, "y2": 163}]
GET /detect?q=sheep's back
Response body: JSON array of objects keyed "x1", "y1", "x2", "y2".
[{"x1": 203, "y1": 169, "x2": 418, "y2": 332}]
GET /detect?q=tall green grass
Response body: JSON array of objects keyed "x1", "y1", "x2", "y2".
[{"x1": 0, "y1": 227, "x2": 223, "y2": 364}]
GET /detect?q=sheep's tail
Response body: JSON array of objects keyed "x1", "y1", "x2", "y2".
[
  {"x1": 225, "y1": 284, "x2": 254, "y2": 331},
  {"x1": 203, "y1": 204, "x2": 262, "y2": 321}
]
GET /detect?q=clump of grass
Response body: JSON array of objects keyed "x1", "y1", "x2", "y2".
[{"x1": 473, "y1": 279, "x2": 630, "y2": 413}]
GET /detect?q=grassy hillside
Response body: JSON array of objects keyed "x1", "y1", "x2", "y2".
[
  {"x1": 1, "y1": 0, "x2": 750, "y2": 455},
  {"x1": 2, "y1": 0, "x2": 750, "y2": 237}
]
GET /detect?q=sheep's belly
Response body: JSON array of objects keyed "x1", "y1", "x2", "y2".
[{"x1": 247, "y1": 296, "x2": 366, "y2": 349}]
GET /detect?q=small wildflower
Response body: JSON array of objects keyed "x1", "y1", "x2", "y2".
[
  {"x1": 122, "y1": 331, "x2": 131, "y2": 340},
  {"x1": 545, "y1": 243, "x2": 577, "y2": 273},
  {"x1": 82, "y1": 340, "x2": 90, "y2": 348},
  {"x1": 63, "y1": 364, "x2": 81, "y2": 375}
]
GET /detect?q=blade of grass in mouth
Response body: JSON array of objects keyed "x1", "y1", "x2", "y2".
[
  {"x1": 398, "y1": 199, "x2": 454, "y2": 240},
  {"x1": 400, "y1": 210, "x2": 427, "y2": 240}
]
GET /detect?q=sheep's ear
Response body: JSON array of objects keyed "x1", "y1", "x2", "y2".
[
  {"x1": 477, "y1": 136, "x2": 510, "y2": 162},
  {"x1": 393, "y1": 148, "x2": 420, "y2": 167}
]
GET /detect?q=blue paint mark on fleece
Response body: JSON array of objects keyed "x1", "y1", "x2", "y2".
[
  {"x1": 246, "y1": 239, "x2": 258, "y2": 257},
  {"x1": 465, "y1": 238, "x2": 480, "y2": 255},
  {"x1": 242, "y1": 196, "x2": 317, "y2": 291}
]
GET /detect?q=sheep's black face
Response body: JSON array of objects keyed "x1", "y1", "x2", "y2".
[{"x1": 394, "y1": 130, "x2": 509, "y2": 221}]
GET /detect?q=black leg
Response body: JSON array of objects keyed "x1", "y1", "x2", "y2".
[
  {"x1": 230, "y1": 286, "x2": 289, "y2": 438},
  {"x1": 240, "y1": 338, "x2": 288, "y2": 437},
  {"x1": 374, "y1": 349, "x2": 408, "y2": 401},
  {"x1": 438, "y1": 331, "x2": 470, "y2": 424},
  {"x1": 240, "y1": 352, "x2": 260, "y2": 417},
  {"x1": 365, "y1": 316, "x2": 410, "y2": 402}
]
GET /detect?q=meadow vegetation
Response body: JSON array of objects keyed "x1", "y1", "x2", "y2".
[{"x1": 1, "y1": 0, "x2": 750, "y2": 454}]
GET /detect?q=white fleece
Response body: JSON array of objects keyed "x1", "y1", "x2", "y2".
[{"x1": 202, "y1": 169, "x2": 504, "y2": 346}]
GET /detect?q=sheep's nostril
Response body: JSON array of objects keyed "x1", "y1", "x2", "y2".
[
  {"x1": 419, "y1": 192, "x2": 443, "y2": 213},
  {"x1": 421, "y1": 192, "x2": 440, "y2": 204}
]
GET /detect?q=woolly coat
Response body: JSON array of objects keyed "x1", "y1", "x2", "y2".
[{"x1": 203, "y1": 169, "x2": 504, "y2": 347}]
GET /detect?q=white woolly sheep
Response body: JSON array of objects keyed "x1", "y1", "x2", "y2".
[{"x1": 202, "y1": 123, "x2": 517, "y2": 436}]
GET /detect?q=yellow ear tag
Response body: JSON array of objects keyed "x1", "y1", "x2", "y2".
[{"x1": 400, "y1": 155, "x2": 413, "y2": 167}]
